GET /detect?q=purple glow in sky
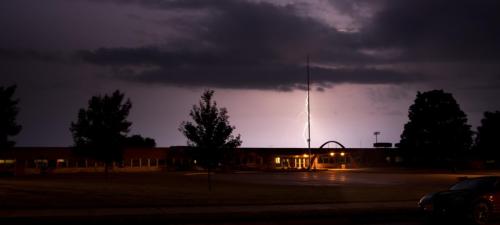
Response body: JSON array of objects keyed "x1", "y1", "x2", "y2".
[{"x1": 1, "y1": 0, "x2": 500, "y2": 148}]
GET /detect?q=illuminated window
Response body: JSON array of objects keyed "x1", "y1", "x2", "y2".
[
  {"x1": 0, "y1": 159, "x2": 15, "y2": 169},
  {"x1": 34, "y1": 159, "x2": 48, "y2": 164},
  {"x1": 34, "y1": 159, "x2": 48, "y2": 169},
  {"x1": 319, "y1": 157, "x2": 329, "y2": 163},
  {"x1": 56, "y1": 159, "x2": 66, "y2": 168},
  {"x1": 275, "y1": 157, "x2": 280, "y2": 164}
]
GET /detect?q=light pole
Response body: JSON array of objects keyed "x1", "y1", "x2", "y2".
[
  {"x1": 307, "y1": 55, "x2": 312, "y2": 170},
  {"x1": 374, "y1": 131, "x2": 380, "y2": 143}
]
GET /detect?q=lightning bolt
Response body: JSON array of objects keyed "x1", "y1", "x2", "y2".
[
  {"x1": 303, "y1": 95, "x2": 309, "y2": 146},
  {"x1": 294, "y1": 95, "x2": 310, "y2": 147}
]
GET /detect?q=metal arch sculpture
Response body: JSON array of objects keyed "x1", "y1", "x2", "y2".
[
  {"x1": 308, "y1": 140, "x2": 347, "y2": 170},
  {"x1": 319, "y1": 140, "x2": 346, "y2": 150}
]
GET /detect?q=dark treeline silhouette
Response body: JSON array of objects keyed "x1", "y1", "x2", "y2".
[
  {"x1": 4, "y1": 84, "x2": 500, "y2": 170},
  {"x1": 125, "y1": 134, "x2": 156, "y2": 148},
  {"x1": 0, "y1": 85, "x2": 21, "y2": 151},
  {"x1": 399, "y1": 90, "x2": 473, "y2": 168},
  {"x1": 474, "y1": 111, "x2": 500, "y2": 166}
]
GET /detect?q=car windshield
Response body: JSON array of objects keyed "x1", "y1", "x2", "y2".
[{"x1": 449, "y1": 178, "x2": 496, "y2": 191}]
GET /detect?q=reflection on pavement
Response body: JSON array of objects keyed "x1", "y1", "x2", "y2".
[{"x1": 209, "y1": 171, "x2": 497, "y2": 187}]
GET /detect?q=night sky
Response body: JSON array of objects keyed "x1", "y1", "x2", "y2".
[{"x1": 1, "y1": 0, "x2": 500, "y2": 148}]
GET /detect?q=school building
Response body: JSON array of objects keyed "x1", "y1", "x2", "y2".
[{"x1": 0, "y1": 146, "x2": 398, "y2": 175}]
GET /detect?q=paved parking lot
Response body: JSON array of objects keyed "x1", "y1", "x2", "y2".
[{"x1": 2, "y1": 169, "x2": 500, "y2": 224}]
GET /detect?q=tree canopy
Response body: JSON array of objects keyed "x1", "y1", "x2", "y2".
[
  {"x1": 179, "y1": 90, "x2": 242, "y2": 167},
  {"x1": 474, "y1": 111, "x2": 500, "y2": 160},
  {"x1": 70, "y1": 90, "x2": 132, "y2": 169},
  {"x1": 399, "y1": 90, "x2": 473, "y2": 166},
  {"x1": 0, "y1": 85, "x2": 22, "y2": 150}
]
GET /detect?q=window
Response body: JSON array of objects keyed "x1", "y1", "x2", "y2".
[
  {"x1": 68, "y1": 160, "x2": 78, "y2": 168},
  {"x1": 56, "y1": 159, "x2": 67, "y2": 168},
  {"x1": 77, "y1": 160, "x2": 87, "y2": 168},
  {"x1": 319, "y1": 157, "x2": 336, "y2": 164},
  {"x1": 34, "y1": 159, "x2": 48, "y2": 169},
  {"x1": 150, "y1": 159, "x2": 158, "y2": 167},
  {"x1": 0, "y1": 159, "x2": 16, "y2": 169},
  {"x1": 48, "y1": 160, "x2": 57, "y2": 168},
  {"x1": 132, "y1": 159, "x2": 140, "y2": 167},
  {"x1": 0, "y1": 159, "x2": 15, "y2": 164},
  {"x1": 27, "y1": 160, "x2": 37, "y2": 168}
]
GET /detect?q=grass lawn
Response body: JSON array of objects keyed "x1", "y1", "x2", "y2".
[{"x1": 0, "y1": 170, "x2": 471, "y2": 209}]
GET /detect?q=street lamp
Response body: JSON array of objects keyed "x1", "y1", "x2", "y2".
[{"x1": 374, "y1": 131, "x2": 381, "y2": 143}]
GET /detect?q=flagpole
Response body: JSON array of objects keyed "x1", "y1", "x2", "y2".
[{"x1": 307, "y1": 55, "x2": 312, "y2": 170}]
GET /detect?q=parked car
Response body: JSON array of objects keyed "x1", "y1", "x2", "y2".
[{"x1": 418, "y1": 176, "x2": 500, "y2": 224}]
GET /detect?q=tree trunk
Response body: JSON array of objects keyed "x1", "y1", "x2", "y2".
[
  {"x1": 104, "y1": 161, "x2": 110, "y2": 178},
  {"x1": 207, "y1": 164, "x2": 212, "y2": 191}
]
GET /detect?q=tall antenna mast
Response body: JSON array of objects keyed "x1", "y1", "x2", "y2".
[{"x1": 307, "y1": 55, "x2": 312, "y2": 170}]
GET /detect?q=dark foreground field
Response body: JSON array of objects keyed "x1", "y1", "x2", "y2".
[{"x1": 1, "y1": 169, "x2": 500, "y2": 224}]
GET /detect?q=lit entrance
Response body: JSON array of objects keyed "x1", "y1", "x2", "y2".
[
  {"x1": 310, "y1": 141, "x2": 349, "y2": 170},
  {"x1": 274, "y1": 154, "x2": 311, "y2": 170}
]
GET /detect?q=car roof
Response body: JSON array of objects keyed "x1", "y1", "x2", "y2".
[
  {"x1": 457, "y1": 176, "x2": 500, "y2": 185},
  {"x1": 466, "y1": 176, "x2": 500, "y2": 180}
]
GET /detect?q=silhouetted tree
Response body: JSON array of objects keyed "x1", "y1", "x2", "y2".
[
  {"x1": 70, "y1": 90, "x2": 132, "y2": 174},
  {"x1": 0, "y1": 85, "x2": 22, "y2": 151},
  {"x1": 180, "y1": 90, "x2": 241, "y2": 190},
  {"x1": 399, "y1": 90, "x2": 473, "y2": 167},
  {"x1": 474, "y1": 111, "x2": 500, "y2": 162},
  {"x1": 125, "y1": 134, "x2": 156, "y2": 148},
  {"x1": 180, "y1": 90, "x2": 242, "y2": 166}
]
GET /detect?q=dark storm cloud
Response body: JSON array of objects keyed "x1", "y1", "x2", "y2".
[
  {"x1": 107, "y1": 0, "x2": 500, "y2": 62},
  {"x1": 124, "y1": 65, "x2": 420, "y2": 91},
  {"x1": 83, "y1": 0, "x2": 369, "y2": 64},
  {"x1": 78, "y1": 0, "x2": 422, "y2": 90},
  {"x1": 78, "y1": 47, "x2": 419, "y2": 90},
  {"x1": 77, "y1": 0, "x2": 500, "y2": 90},
  {"x1": 363, "y1": 0, "x2": 500, "y2": 62},
  {"x1": 0, "y1": 48, "x2": 65, "y2": 63}
]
